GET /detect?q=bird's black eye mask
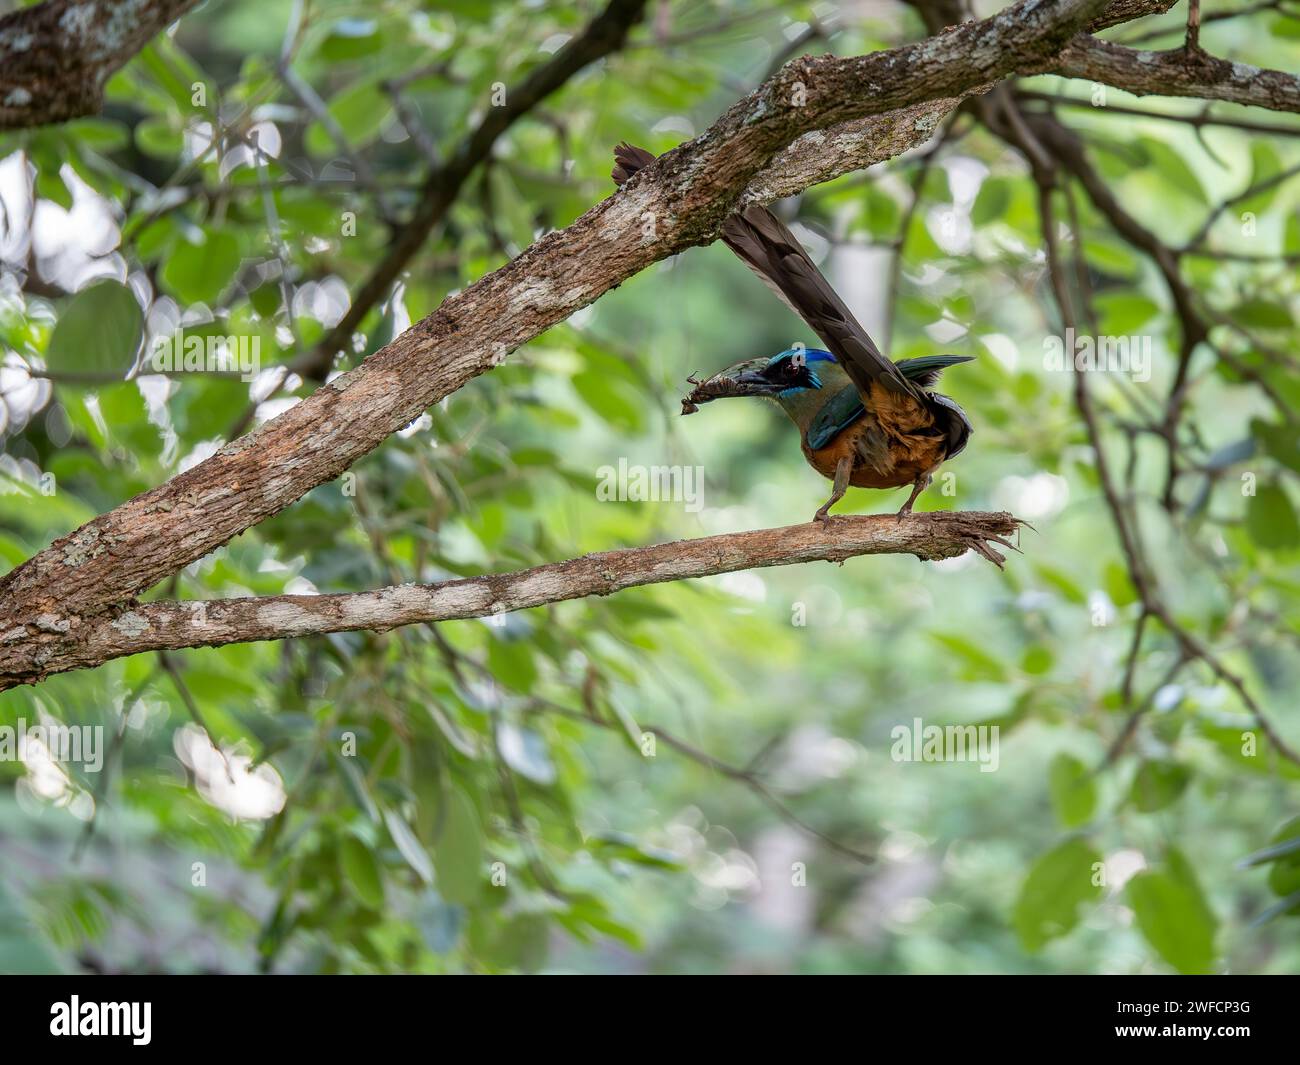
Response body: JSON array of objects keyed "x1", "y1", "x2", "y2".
[{"x1": 765, "y1": 355, "x2": 821, "y2": 392}]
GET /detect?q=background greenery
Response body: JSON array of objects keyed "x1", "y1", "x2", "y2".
[{"x1": 2, "y1": 0, "x2": 1300, "y2": 974}]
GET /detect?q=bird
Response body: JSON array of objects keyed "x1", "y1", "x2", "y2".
[{"x1": 612, "y1": 142, "x2": 974, "y2": 522}]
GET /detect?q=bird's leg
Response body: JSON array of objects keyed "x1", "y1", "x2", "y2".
[
  {"x1": 895, "y1": 474, "x2": 933, "y2": 521},
  {"x1": 814, "y1": 457, "x2": 853, "y2": 523}
]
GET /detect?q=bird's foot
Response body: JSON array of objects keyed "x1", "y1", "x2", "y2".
[
  {"x1": 813, "y1": 506, "x2": 837, "y2": 524},
  {"x1": 895, "y1": 475, "x2": 932, "y2": 521}
]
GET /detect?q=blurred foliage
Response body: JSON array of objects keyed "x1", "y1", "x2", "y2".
[{"x1": 1, "y1": 0, "x2": 1300, "y2": 974}]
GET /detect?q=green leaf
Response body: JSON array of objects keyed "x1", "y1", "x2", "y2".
[
  {"x1": 857, "y1": 184, "x2": 900, "y2": 237},
  {"x1": 383, "y1": 808, "x2": 434, "y2": 885},
  {"x1": 1137, "y1": 136, "x2": 1205, "y2": 204},
  {"x1": 45, "y1": 281, "x2": 143, "y2": 376},
  {"x1": 496, "y1": 723, "x2": 556, "y2": 785},
  {"x1": 135, "y1": 216, "x2": 178, "y2": 261},
  {"x1": 971, "y1": 176, "x2": 1012, "y2": 226},
  {"x1": 433, "y1": 786, "x2": 485, "y2": 905},
  {"x1": 1233, "y1": 299, "x2": 1292, "y2": 331},
  {"x1": 1240, "y1": 142, "x2": 1282, "y2": 214},
  {"x1": 161, "y1": 228, "x2": 241, "y2": 304},
  {"x1": 588, "y1": 830, "x2": 685, "y2": 870},
  {"x1": 1083, "y1": 235, "x2": 1140, "y2": 280},
  {"x1": 318, "y1": 18, "x2": 383, "y2": 61},
  {"x1": 305, "y1": 81, "x2": 389, "y2": 156},
  {"x1": 1128, "y1": 760, "x2": 1190, "y2": 812},
  {"x1": 36, "y1": 164, "x2": 72, "y2": 208},
  {"x1": 1205, "y1": 435, "x2": 1256, "y2": 471},
  {"x1": 487, "y1": 636, "x2": 537, "y2": 692},
  {"x1": 1014, "y1": 838, "x2": 1103, "y2": 951},
  {"x1": 1094, "y1": 292, "x2": 1158, "y2": 335},
  {"x1": 558, "y1": 892, "x2": 644, "y2": 949},
  {"x1": 608, "y1": 697, "x2": 644, "y2": 751},
  {"x1": 1247, "y1": 483, "x2": 1300, "y2": 551},
  {"x1": 134, "y1": 115, "x2": 183, "y2": 159},
  {"x1": 1049, "y1": 753, "x2": 1097, "y2": 828},
  {"x1": 572, "y1": 370, "x2": 645, "y2": 433},
  {"x1": 339, "y1": 834, "x2": 385, "y2": 909},
  {"x1": 1271, "y1": 12, "x2": 1300, "y2": 38},
  {"x1": 0, "y1": 881, "x2": 63, "y2": 974},
  {"x1": 1104, "y1": 561, "x2": 1137, "y2": 608},
  {"x1": 1127, "y1": 849, "x2": 1218, "y2": 974},
  {"x1": 1034, "y1": 562, "x2": 1087, "y2": 605},
  {"x1": 1262, "y1": 815, "x2": 1300, "y2": 908},
  {"x1": 1021, "y1": 645, "x2": 1054, "y2": 675},
  {"x1": 63, "y1": 119, "x2": 129, "y2": 152},
  {"x1": 333, "y1": 751, "x2": 380, "y2": 823},
  {"x1": 930, "y1": 632, "x2": 1006, "y2": 682},
  {"x1": 484, "y1": 914, "x2": 549, "y2": 972},
  {"x1": 1253, "y1": 419, "x2": 1300, "y2": 474}
]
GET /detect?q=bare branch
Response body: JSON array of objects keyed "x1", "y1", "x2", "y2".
[
  {"x1": 1056, "y1": 37, "x2": 1300, "y2": 112},
  {"x1": 0, "y1": 512, "x2": 1023, "y2": 690},
  {"x1": 739, "y1": 98, "x2": 965, "y2": 208}
]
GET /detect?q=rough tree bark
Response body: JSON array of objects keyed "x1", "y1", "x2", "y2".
[
  {"x1": 1056, "y1": 38, "x2": 1300, "y2": 111},
  {"x1": 3, "y1": 0, "x2": 1298, "y2": 691},
  {"x1": 13, "y1": 514, "x2": 1023, "y2": 682},
  {"x1": 0, "y1": 0, "x2": 201, "y2": 129}
]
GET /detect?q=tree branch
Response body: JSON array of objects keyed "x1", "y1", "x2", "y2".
[
  {"x1": 0, "y1": 0, "x2": 200, "y2": 129},
  {"x1": 0, "y1": 513, "x2": 1023, "y2": 690},
  {"x1": 738, "y1": 97, "x2": 966, "y2": 207},
  {"x1": 1056, "y1": 37, "x2": 1300, "y2": 112}
]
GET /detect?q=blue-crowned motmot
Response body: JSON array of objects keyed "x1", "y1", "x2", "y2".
[{"x1": 613, "y1": 143, "x2": 974, "y2": 522}]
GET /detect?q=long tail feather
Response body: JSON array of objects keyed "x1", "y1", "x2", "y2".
[
  {"x1": 720, "y1": 204, "x2": 920, "y2": 401},
  {"x1": 612, "y1": 142, "x2": 919, "y2": 402}
]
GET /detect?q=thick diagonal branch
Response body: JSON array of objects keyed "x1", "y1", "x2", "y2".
[
  {"x1": 0, "y1": 0, "x2": 201, "y2": 129},
  {"x1": 1, "y1": 513, "x2": 1023, "y2": 689}
]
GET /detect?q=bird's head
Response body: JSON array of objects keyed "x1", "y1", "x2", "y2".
[{"x1": 681, "y1": 347, "x2": 838, "y2": 415}]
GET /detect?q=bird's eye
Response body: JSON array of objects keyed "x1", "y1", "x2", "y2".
[{"x1": 762, "y1": 357, "x2": 807, "y2": 387}]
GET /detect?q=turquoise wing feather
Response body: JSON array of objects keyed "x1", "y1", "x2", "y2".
[{"x1": 806, "y1": 384, "x2": 867, "y2": 452}]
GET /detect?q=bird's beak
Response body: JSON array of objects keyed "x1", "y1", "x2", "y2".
[{"x1": 681, "y1": 359, "x2": 776, "y2": 415}]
